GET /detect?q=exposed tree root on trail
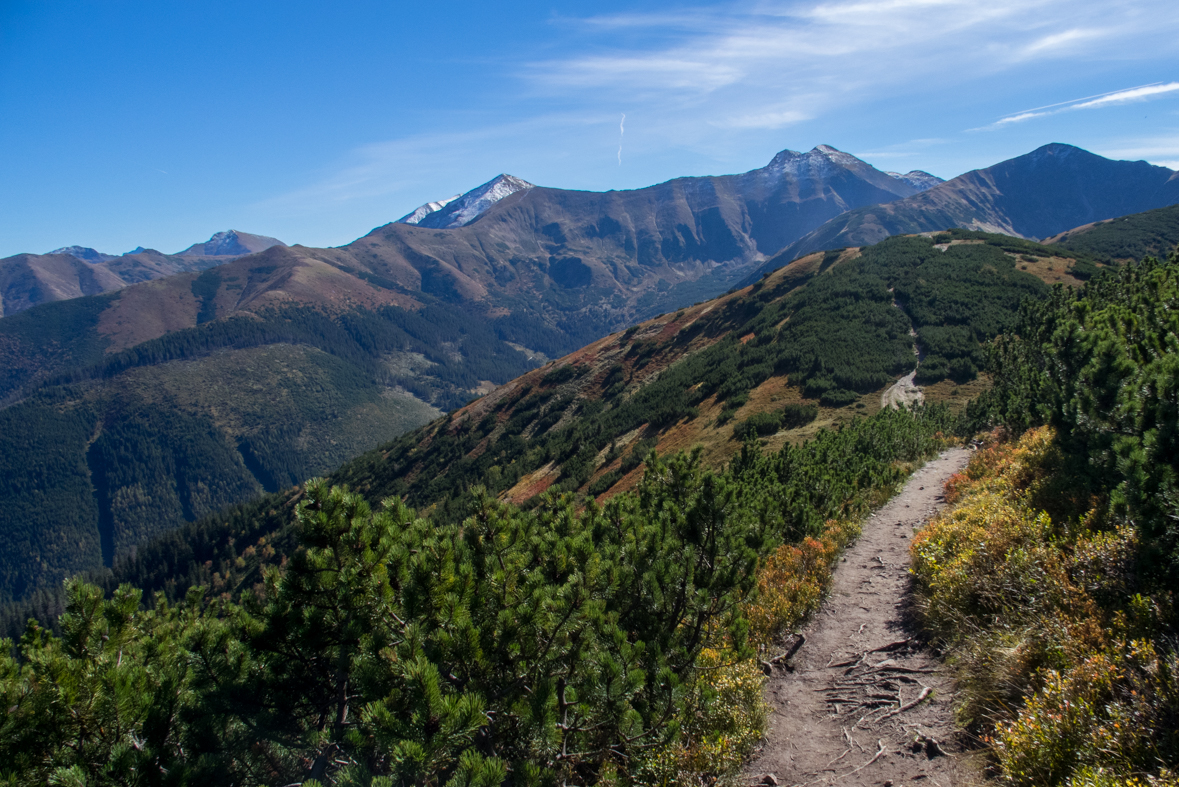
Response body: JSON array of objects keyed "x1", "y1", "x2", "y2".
[{"x1": 744, "y1": 448, "x2": 981, "y2": 787}]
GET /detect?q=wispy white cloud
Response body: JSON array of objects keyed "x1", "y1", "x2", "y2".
[
  {"x1": 985, "y1": 82, "x2": 1179, "y2": 128},
  {"x1": 1075, "y1": 82, "x2": 1179, "y2": 109},
  {"x1": 1012, "y1": 28, "x2": 1104, "y2": 60},
  {"x1": 993, "y1": 111, "x2": 1048, "y2": 126},
  {"x1": 522, "y1": 0, "x2": 1179, "y2": 145},
  {"x1": 261, "y1": 0, "x2": 1179, "y2": 223}
]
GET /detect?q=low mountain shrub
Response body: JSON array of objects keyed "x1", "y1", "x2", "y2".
[
  {"x1": 2, "y1": 405, "x2": 956, "y2": 785},
  {"x1": 912, "y1": 427, "x2": 1179, "y2": 785}
]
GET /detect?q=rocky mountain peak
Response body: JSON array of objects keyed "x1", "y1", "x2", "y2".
[
  {"x1": 48, "y1": 246, "x2": 116, "y2": 264},
  {"x1": 764, "y1": 145, "x2": 875, "y2": 180},
  {"x1": 885, "y1": 170, "x2": 945, "y2": 192},
  {"x1": 179, "y1": 230, "x2": 287, "y2": 257},
  {"x1": 400, "y1": 174, "x2": 535, "y2": 230}
]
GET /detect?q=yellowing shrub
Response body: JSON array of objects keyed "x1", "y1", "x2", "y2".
[
  {"x1": 633, "y1": 648, "x2": 769, "y2": 786},
  {"x1": 911, "y1": 426, "x2": 1179, "y2": 786},
  {"x1": 996, "y1": 642, "x2": 1179, "y2": 787}
]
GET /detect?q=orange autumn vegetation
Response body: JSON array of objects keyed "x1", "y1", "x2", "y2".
[{"x1": 747, "y1": 518, "x2": 859, "y2": 644}]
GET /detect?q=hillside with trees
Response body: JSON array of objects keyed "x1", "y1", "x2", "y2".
[
  {"x1": 1046, "y1": 202, "x2": 1179, "y2": 262},
  {"x1": 0, "y1": 402, "x2": 955, "y2": 786},
  {"x1": 0, "y1": 230, "x2": 1079, "y2": 622},
  {"x1": 912, "y1": 249, "x2": 1179, "y2": 785}
]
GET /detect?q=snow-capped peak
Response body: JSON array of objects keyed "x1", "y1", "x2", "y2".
[
  {"x1": 48, "y1": 246, "x2": 116, "y2": 263},
  {"x1": 885, "y1": 170, "x2": 944, "y2": 192},
  {"x1": 398, "y1": 195, "x2": 461, "y2": 225},
  {"x1": 399, "y1": 174, "x2": 535, "y2": 229},
  {"x1": 765, "y1": 145, "x2": 868, "y2": 179},
  {"x1": 812, "y1": 144, "x2": 865, "y2": 169},
  {"x1": 204, "y1": 231, "x2": 238, "y2": 254},
  {"x1": 178, "y1": 230, "x2": 286, "y2": 257}
]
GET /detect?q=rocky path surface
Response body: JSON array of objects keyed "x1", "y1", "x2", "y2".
[
  {"x1": 744, "y1": 448, "x2": 978, "y2": 787},
  {"x1": 881, "y1": 370, "x2": 924, "y2": 410}
]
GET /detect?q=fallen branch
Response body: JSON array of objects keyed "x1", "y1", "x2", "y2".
[
  {"x1": 869, "y1": 638, "x2": 912, "y2": 654},
  {"x1": 842, "y1": 739, "x2": 886, "y2": 777},
  {"x1": 828, "y1": 653, "x2": 863, "y2": 669},
  {"x1": 762, "y1": 634, "x2": 807, "y2": 673},
  {"x1": 879, "y1": 686, "x2": 933, "y2": 719}
]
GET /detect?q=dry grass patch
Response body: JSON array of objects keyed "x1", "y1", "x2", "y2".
[{"x1": 1010, "y1": 253, "x2": 1090, "y2": 287}]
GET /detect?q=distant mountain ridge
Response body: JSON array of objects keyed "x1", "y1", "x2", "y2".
[
  {"x1": 0, "y1": 230, "x2": 288, "y2": 317},
  {"x1": 753, "y1": 144, "x2": 1179, "y2": 275},
  {"x1": 48, "y1": 246, "x2": 119, "y2": 264},
  {"x1": 349, "y1": 144, "x2": 935, "y2": 335},
  {"x1": 886, "y1": 170, "x2": 944, "y2": 191}
]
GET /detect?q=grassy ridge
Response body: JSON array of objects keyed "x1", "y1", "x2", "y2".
[{"x1": 1050, "y1": 203, "x2": 1179, "y2": 264}]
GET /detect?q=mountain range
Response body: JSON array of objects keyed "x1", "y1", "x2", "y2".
[
  {"x1": 0, "y1": 224, "x2": 1114, "y2": 630},
  {"x1": 749, "y1": 143, "x2": 1179, "y2": 278},
  {"x1": 0, "y1": 230, "x2": 286, "y2": 317},
  {"x1": 2, "y1": 141, "x2": 1178, "y2": 609}
]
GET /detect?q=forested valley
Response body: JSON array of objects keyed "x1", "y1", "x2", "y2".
[{"x1": 0, "y1": 290, "x2": 595, "y2": 607}]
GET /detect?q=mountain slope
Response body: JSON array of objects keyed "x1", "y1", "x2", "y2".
[
  {"x1": 0, "y1": 229, "x2": 1095, "y2": 614},
  {"x1": 0, "y1": 253, "x2": 127, "y2": 315},
  {"x1": 1046, "y1": 202, "x2": 1179, "y2": 262},
  {"x1": 752, "y1": 144, "x2": 1179, "y2": 275},
  {"x1": 337, "y1": 145, "x2": 932, "y2": 335}
]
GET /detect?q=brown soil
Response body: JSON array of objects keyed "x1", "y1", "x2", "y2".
[{"x1": 745, "y1": 447, "x2": 981, "y2": 787}]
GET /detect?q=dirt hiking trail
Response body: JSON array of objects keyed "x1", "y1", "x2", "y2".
[
  {"x1": 881, "y1": 371, "x2": 924, "y2": 410},
  {"x1": 745, "y1": 447, "x2": 978, "y2": 787}
]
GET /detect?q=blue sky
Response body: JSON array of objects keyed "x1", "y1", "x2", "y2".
[{"x1": 2, "y1": 0, "x2": 1178, "y2": 257}]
